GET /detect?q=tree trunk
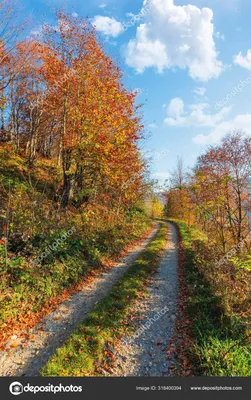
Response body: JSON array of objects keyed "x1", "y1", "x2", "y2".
[{"x1": 60, "y1": 171, "x2": 72, "y2": 209}]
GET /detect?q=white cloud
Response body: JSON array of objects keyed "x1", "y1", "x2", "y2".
[
  {"x1": 153, "y1": 172, "x2": 170, "y2": 184},
  {"x1": 193, "y1": 114, "x2": 251, "y2": 145},
  {"x1": 215, "y1": 31, "x2": 225, "y2": 41},
  {"x1": 167, "y1": 98, "x2": 185, "y2": 117},
  {"x1": 99, "y1": 3, "x2": 107, "y2": 8},
  {"x1": 189, "y1": 103, "x2": 209, "y2": 111},
  {"x1": 125, "y1": 0, "x2": 224, "y2": 81},
  {"x1": 72, "y1": 12, "x2": 78, "y2": 18},
  {"x1": 234, "y1": 49, "x2": 251, "y2": 71},
  {"x1": 30, "y1": 26, "x2": 43, "y2": 37},
  {"x1": 92, "y1": 16, "x2": 124, "y2": 37},
  {"x1": 126, "y1": 12, "x2": 135, "y2": 18},
  {"x1": 193, "y1": 87, "x2": 206, "y2": 96},
  {"x1": 164, "y1": 97, "x2": 231, "y2": 127}
]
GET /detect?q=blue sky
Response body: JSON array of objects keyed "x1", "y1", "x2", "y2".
[{"x1": 20, "y1": 0, "x2": 251, "y2": 185}]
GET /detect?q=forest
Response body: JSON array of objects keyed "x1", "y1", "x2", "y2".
[{"x1": 0, "y1": 0, "x2": 250, "y2": 379}]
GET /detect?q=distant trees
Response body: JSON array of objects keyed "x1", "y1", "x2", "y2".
[
  {"x1": 146, "y1": 194, "x2": 164, "y2": 219},
  {"x1": 164, "y1": 156, "x2": 194, "y2": 224},
  {"x1": 164, "y1": 131, "x2": 251, "y2": 251}
]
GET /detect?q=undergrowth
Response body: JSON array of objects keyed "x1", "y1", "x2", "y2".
[{"x1": 171, "y1": 219, "x2": 251, "y2": 377}]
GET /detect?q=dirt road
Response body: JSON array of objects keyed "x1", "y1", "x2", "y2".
[
  {"x1": 0, "y1": 224, "x2": 159, "y2": 377},
  {"x1": 108, "y1": 222, "x2": 178, "y2": 376}
]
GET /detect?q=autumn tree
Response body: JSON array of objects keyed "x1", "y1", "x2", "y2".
[
  {"x1": 164, "y1": 156, "x2": 195, "y2": 223},
  {"x1": 37, "y1": 12, "x2": 144, "y2": 209},
  {"x1": 191, "y1": 131, "x2": 251, "y2": 250}
]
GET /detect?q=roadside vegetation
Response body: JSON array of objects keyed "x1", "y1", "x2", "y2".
[
  {"x1": 0, "y1": 146, "x2": 151, "y2": 343},
  {"x1": 170, "y1": 219, "x2": 250, "y2": 376}
]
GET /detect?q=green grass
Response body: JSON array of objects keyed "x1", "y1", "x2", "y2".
[
  {"x1": 41, "y1": 222, "x2": 167, "y2": 376},
  {"x1": 171, "y1": 219, "x2": 251, "y2": 377}
]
